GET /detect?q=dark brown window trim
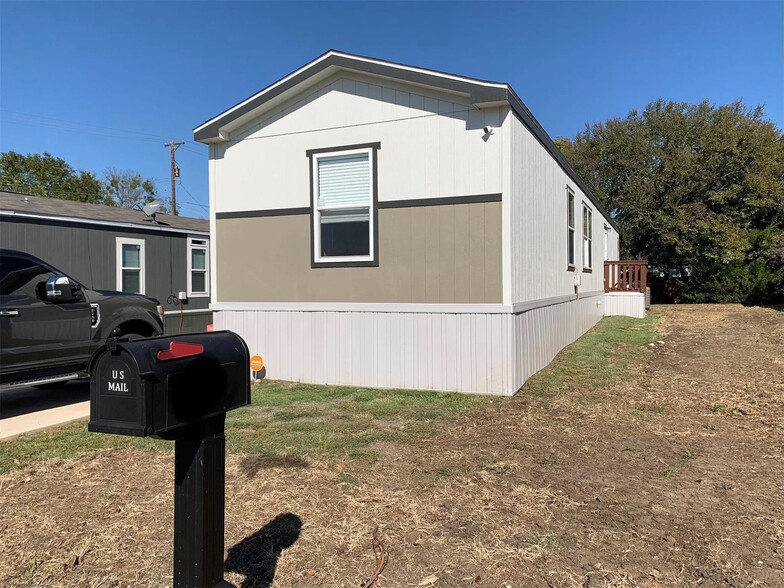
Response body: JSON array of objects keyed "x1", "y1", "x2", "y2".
[
  {"x1": 306, "y1": 142, "x2": 381, "y2": 157},
  {"x1": 308, "y1": 142, "x2": 380, "y2": 269},
  {"x1": 566, "y1": 265, "x2": 575, "y2": 272},
  {"x1": 216, "y1": 207, "x2": 310, "y2": 219},
  {"x1": 582, "y1": 268, "x2": 593, "y2": 273}
]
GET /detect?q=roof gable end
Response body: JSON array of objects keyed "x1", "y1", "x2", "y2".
[{"x1": 193, "y1": 50, "x2": 510, "y2": 143}]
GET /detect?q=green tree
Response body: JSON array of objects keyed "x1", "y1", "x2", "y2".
[
  {"x1": 102, "y1": 168, "x2": 169, "y2": 212},
  {"x1": 0, "y1": 151, "x2": 107, "y2": 203},
  {"x1": 556, "y1": 99, "x2": 784, "y2": 304}
]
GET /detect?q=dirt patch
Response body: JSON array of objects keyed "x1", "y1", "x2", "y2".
[{"x1": 0, "y1": 305, "x2": 781, "y2": 587}]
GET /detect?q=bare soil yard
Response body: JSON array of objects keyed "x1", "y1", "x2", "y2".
[{"x1": 0, "y1": 305, "x2": 781, "y2": 587}]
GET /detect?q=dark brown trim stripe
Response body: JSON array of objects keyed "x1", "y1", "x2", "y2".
[
  {"x1": 216, "y1": 193, "x2": 502, "y2": 220},
  {"x1": 216, "y1": 207, "x2": 310, "y2": 219},
  {"x1": 379, "y1": 193, "x2": 501, "y2": 209}
]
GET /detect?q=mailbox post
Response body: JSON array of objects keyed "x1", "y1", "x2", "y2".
[{"x1": 89, "y1": 331, "x2": 250, "y2": 588}]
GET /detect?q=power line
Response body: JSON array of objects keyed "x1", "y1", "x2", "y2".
[
  {"x1": 177, "y1": 180, "x2": 209, "y2": 212},
  {"x1": 232, "y1": 105, "x2": 479, "y2": 143},
  {"x1": 1, "y1": 109, "x2": 206, "y2": 150}
]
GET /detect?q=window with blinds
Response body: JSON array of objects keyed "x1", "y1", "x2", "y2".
[
  {"x1": 313, "y1": 149, "x2": 373, "y2": 261},
  {"x1": 567, "y1": 187, "x2": 575, "y2": 268},
  {"x1": 583, "y1": 203, "x2": 593, "y2": 270}
]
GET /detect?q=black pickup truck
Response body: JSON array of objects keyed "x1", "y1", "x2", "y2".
[{"x1": 0, "y1": 249, "x2": 164, "y2": 390}]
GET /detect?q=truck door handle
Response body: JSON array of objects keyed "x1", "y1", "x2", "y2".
[{"x1": 0, "y1": 309, "x2": 19, "y2": 317}]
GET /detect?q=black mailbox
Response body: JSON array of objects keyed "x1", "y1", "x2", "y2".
[
  {"x1": 89, "y1": 330, "x2": 252, "y2": 588},
  {"x1": 89, "y1": 330, "x2": 250, "y2": 439}
]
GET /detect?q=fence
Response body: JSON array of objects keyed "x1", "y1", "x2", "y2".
[{"x1": 604, "y1": 260, "x2": 648, "y2": 293}]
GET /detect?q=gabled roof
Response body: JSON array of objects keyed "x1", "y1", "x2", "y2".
[
  {"x1": 193, "y1": 50, "x2": 510, "y2": 143},
  {"x1": 0, "y1": 191, "x2": 209, "y2": 234},
  {"x1": 194, "y1": 50, "x2": 617, "y2": 231}
]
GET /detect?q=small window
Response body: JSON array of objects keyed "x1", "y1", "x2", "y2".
[
  {"x1": 188, "y1": 238, "x2": 209, "y2": 297},
  {"x1": 116, "y1": 237, "x2": 145, "y2": 294},
  {"x1": 604, "y1": 225, "x2": 610, "y2": 261},
  {"x1": 310, "y1": 145, "x2": 377, "y2": 266},
  {"x1": 582, "y1": 204, "x2": 593, "y2": 270},
  {"x1": 567, "y1": 187, "x2": 575, "y2": 268}
]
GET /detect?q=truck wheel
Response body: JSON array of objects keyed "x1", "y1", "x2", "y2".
[{"x1": 112, "y1": 322, "x2": 156, "y2": 341}]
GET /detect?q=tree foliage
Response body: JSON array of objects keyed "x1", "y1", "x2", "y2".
[
  {"x1": 0, "y1": 152, "x2": 167, "y2": 213},
  {"x1": 556, "y1": 99, "x2": 784, "y2": 304},
  {"x1": 102, "y1": 168, "x2": 168, "y2": 212},
  {"x1": 0, "y1": 151, "x2": 107, "y2": 204}
]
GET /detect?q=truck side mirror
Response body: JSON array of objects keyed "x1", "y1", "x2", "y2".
[{"x1": 45, "y1": 275, "x2": 80, "y2": 303}]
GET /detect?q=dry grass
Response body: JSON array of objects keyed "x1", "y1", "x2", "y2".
[{"x1": 0, "y1": 304, "x2": 781, "y2": 587}]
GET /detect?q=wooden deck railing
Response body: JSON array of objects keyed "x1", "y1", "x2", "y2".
[{"x1": 604, "y1": 260, "x2": 648, "y2": 293}]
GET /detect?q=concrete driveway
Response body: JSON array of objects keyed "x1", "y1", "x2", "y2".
[{"x1": 0, "y1": 381, "x2": 89, "y2": 440}]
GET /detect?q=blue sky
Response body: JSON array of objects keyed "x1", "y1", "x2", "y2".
[{"x1": 1, "y1": 1, "x2": 781, "y2": 219}]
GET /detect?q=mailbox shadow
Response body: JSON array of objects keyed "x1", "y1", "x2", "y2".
[{"x1": 225, "y1": 512, "x2": 303, "y2": 588}]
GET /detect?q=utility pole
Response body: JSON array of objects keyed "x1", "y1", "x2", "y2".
[{"x1": 165, "y1": 141, "x2": 185, "y2": 215}]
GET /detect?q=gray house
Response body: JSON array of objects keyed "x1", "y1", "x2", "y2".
[{"x1": 0, "y1": 190, "x2": 212, "y2": 333}]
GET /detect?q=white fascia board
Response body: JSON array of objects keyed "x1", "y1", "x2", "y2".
[
  {"x1": 211, "y1": 302, "x2": 514, "y2": 314},
  {"x1": 211, "y1": 292, "x2": 608, "y2": 315},
  {"x1": 0, "y1": 210, "x2": 209, "y2": 237}
]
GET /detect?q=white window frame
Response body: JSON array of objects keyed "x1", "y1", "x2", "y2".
[
  {"x1": 604, "y1": 225, "x2": 610, "y2": 261},
  {"x1": 116, "y1": 237, "x2": 146, "y2": 294},
  {"x1": 567, "y1": 186, "x2": 576, "y2": 268},
  {"x1": 187, "y1": 237, "x2": 210, "y2": 297},
  {"x1": 582, "y1": 204, "x2": 593, "y2": 270},
  {"x1": 312, "y1": 146, "x2": 375, "y2": 265}
]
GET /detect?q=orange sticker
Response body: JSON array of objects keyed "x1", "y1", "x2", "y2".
[{"x1": 250, "y1": 355, "x2": 264, "y2": 372}]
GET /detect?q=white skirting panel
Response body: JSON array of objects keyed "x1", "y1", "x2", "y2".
[
  {"x1": 604, "y1": 292, "x2": 646, "y2": 319},
  {"x1": 510, "y1": 294, "x2": 605, "y2": 392},
  {"x1": 215, "y1": 310, "x2": 514, "y2": 395},
  {"x1": 216, "y1": 294, "x2": 606, "y2": 396}
]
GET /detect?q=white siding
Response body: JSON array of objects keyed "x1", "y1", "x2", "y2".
[
  {"x1": 216, "y1": 309, "x2": 515, "y2": 395},
  {"x1": 604, "y1": 292, "x2": 646, "y2": 318},
  {"x1": 510, "y1": 294, "x2": 605, "y2": 391},
  {"x1": 217, "y1": 293, "x2": 606, "y2": 396},
  {"x1": 507, "y1": 113, "x2": 620, "y2": 304},
  {"x1": 213, "y1": 72, "x2": 503, "y2": 214}
]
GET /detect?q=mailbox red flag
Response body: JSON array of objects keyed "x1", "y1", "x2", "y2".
[{"x1": 156, "y1": 341, "x2": 205, "y2": 362}]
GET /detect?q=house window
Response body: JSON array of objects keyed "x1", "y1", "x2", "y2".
[
  {"x1": 567, "y1": 187, "x2": 575, "y2": 268},
  {"x1": 582, "y1": 204, "x2": 593, "y2": 270},
  {"x1": 188, "y1": 238, "x2": 209, "y2": 297},
  {"x1": 116, "y1": 237, "x2": 145, "y2": 294},
  {"x1": 604, "y1": 225, "x2": 610, "y2": 261},
  {"x1": 308, "y1": 143, "x2": 379, "y2": 267}
]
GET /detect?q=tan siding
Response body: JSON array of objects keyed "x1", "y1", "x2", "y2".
[{"x1": 216, "y1": 201, "x2": 502, "y2": 304}]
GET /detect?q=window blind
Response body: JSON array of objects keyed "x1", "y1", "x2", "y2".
[{"x1": 317, "y1": 153, "x2": 370, "y2": 208}]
